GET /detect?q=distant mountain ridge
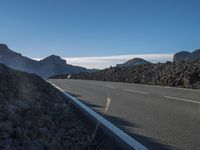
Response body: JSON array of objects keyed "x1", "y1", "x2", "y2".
[
  {"x1": 50, "y1": 48, "x2": 200, "y2": 89},
  {"x1": 116, "y1": 58, "x2": 151, "y2": 67},
  {"x1": 0, "y1": 44, "x2": 90, "y2": 77},
  {"x1": 173, "y1": 49, "x2": 200, "y2": 62}
]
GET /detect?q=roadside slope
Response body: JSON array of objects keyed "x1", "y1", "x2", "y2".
[{"x1": 0, "y1": 64, "x2": 118, "y2": 150}]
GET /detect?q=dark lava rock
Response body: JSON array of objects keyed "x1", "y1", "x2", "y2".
[
  {"x1": 0, "y1": 64, "x2": 118, "y2": 150},
  {"x1": 53, "y1": 61, "x2": 200, "y2": 89}
]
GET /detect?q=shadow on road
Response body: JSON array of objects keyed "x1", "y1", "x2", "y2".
[
  {"x1": 66, "y1": 91, "x2": 104, "y2": 108},
  {"x1": 66, "y1": 91, "x2": 175, "y2": 150},
  {"x1": 126, "y1": 132, "x2": 175, "y2": 150},
  {"x1": 105, "y1": 114, "x2": 139, "y2": 129}
]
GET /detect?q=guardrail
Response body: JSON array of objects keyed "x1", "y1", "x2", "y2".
[{"x1": 48, "y1": 81, "x2": 149, "y2": 150}]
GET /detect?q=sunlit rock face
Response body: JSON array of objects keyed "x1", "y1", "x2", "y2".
[{"x1": 0, "y1": 44, "x2": 89, "y2": 77}]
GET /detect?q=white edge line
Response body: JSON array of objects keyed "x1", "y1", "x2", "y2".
[
  {"x1": 71, "y1": 79, "x2": 200, "y2": 92},
  {"x1": 123, "y1": 89, "x2": 149, "y2": 95},
  {"x1": 164, "y1": 96, "x2": 200, "y2": 104},
  {"x1": 48, "y1": 81, "x2": 149, "y2": 150},
  {"x1": 118, "y1": 82, "x2": 200, "y2": 92}
]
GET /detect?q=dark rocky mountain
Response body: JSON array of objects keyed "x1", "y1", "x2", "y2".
[
  {"x1": 53, "y1": 61, "x2": 200, "y2": 89},
  {"x1": 173, "y1": 49, "x2": 200, "y2": 62},
  {"x1": 116, "y1": 58, "x2": 151, "y2": 67},
  {"x1": 0, "y1": 63, "x2": 118, "y2": 150},
  {"x1": 0, "y1": 44, "x2": 90, "y2": 77}
]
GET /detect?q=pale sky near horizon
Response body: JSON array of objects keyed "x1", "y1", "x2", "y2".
[
  {"x1": 33, "y1": 54, "x2": 173, "y2": 69},
  {"x1": 0, "y1": 0, "x2": 200, "y2": 68}
]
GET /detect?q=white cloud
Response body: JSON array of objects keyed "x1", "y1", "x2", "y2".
[
  {"x1": 32, "y1": 58, "x2": 42, "y2": 61},
  {"x1": 33, "y1": 54, "x2": 173, "y2": 69}
]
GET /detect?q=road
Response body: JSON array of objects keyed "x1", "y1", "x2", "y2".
[{"x1": 49, "y1": 79, "x2": 200, "y2": 150}]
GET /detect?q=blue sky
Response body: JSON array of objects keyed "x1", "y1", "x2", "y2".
[{"x1": 0, "y1": 0, "x2": 200, "y2": 68}]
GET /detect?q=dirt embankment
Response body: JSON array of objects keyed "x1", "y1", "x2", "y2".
[{"x1": 0, "y1": 64, "x2": 118, "y2": 150}]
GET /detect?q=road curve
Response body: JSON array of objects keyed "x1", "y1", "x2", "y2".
[{"x1": 49, "y1": 79, "x2": 200, "y2": 150}]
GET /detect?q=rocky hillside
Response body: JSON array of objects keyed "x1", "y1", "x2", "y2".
[
  {"x1": 54, "y1": 62, "x2": 200, "y2": 89},
  {"x1": 0, "y1": 44, "x2": 90, "y2": 77},
  {"x1": 116, "y1": 58, "x2": 151, "y2": 67},
  {"x1": 173, "y1": 49, "x2": 200, "y2": 62},
  {"x1": 0, "y1": 64, "x2": 117, "y2": 150}
]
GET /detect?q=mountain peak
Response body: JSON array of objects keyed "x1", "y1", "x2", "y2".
[
  {"x1": 40, "y1": 55, "x2": 67, "y2": 65},
  {"x1": 43, "y1": 55, "x2": 62, "y2": 60},
  {"x1": 173, "y1": 49, "x2": 200, "y2": 62},
  {"x1": 116, "y1": 58, "x2": 150, "y2": 67},
  {"x1": 126, "y1": 58, "x2": 147, "y2": 63},
  {"x1": 0, "y1": 44, "x2": 89, "y2": 77},
  {"x1": 47, "y1": 54, "x2": 60, "y2": 58},
  {"x1": 0, "y1": 44, "x2": 9, "y2": 50}
]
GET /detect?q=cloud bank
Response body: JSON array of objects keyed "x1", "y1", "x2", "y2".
[{"x1": 33, "y1": 54, "x2": 173, "y2": 69}]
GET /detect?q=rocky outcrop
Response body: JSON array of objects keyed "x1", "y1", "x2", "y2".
[
  {"x1": 173, "y1": 49, "x2": 200, "y2": 62},
  {"x1": 191, "y1": 49, "x2": 200, "y2": 61},
  {"x1": 0, "y1": 44, "x2": 90, "y2": 77},
  {"x1": 40, "y1": 55, "x2": 67, "y2": 66},
  {"x1": 54, "y1": 62, "x2": 200, "y2": 89},
  {"x1": 0, "y1": 64, "x2": 117, "y2": 150},
  {"x1": 116, "y1": 58, "x2": 151, "y2": 67}
]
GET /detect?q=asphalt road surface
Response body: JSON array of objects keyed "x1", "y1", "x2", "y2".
[{"x1": 49, "y1": 79, "x2": 200, "y2": 150}]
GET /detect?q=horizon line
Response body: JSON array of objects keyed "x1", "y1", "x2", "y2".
[{"x1": 33, "y1": 53, "x2": 174, "y2": 69}]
